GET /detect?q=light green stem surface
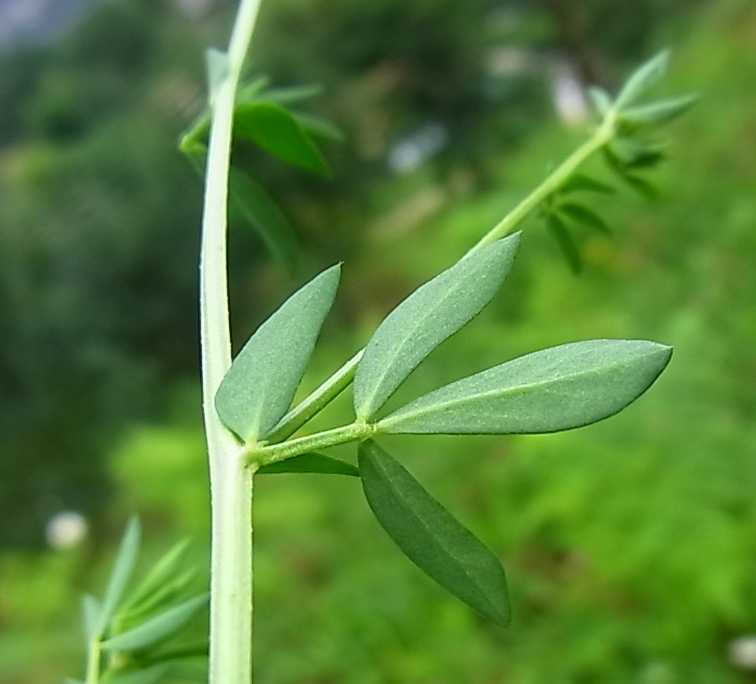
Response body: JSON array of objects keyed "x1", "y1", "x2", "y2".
[
  {"x1": 250, "y1": 422, "x2": 374, "y2": 467},
  {"x1": 84, "y1": 639, "x2": 102, "y2": 684},
  {"x1": 200, "y1": 1, "x2": 263, "y2": 683}
]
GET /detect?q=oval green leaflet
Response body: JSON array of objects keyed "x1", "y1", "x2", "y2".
[
  {"x1": 354, "y1": 233, "x2": 521, "y2": 420},
  {"x1": 215, "y1": 264, "x2": 341, "y2": 443},
  {"x1": 378, "y1": 339, "x2": 672, "y2": 435},
  {"x1": 359, "y1": 440, "x2": 510, "y2": 626}
]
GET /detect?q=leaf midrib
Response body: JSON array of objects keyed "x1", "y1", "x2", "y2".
[{"x1": 380, "y1": 353, "x2": 647, "y2": 428}]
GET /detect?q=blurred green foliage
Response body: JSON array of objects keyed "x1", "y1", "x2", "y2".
[{"x1": 2, "y1": 0, "x2": 756, "y2": 682}]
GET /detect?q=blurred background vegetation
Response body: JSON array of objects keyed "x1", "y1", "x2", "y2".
[{"x1": 1, "y1": 0, "x2": 755, "y2": 681}]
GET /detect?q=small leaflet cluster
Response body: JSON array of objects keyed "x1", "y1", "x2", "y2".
[
  {"x1": 543, "y1": 50, "x2": 697, "y2": 272},
  {"x1": 69, "y1": 519, "x2": 207, "y2": 684},
  {"x1": 180, "y1": 76, "x2": 338, "y2": 274}
]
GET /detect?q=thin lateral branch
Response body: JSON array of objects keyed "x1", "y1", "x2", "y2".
[
  {"x1": 248, "y1": 422, "x2": 375, "y2": 467},
  {"x1": 264, "y1": 350, "x2": 364, "y2": 443}
]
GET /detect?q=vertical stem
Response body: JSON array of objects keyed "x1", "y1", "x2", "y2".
[{"x1": 199, "y1": 1, "x2": 263, "y2": 683}]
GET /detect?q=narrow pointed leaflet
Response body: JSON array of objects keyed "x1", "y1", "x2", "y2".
[
  {"x1": 378, "y1": 339, "x2": 672, "y2": 435},
  {"x1": 215, "y1": 264, "x2": 341, "y2": 442},
  {"x1": 619, "y1": 94, "x2": 699, "y2": 127},
  {"x1": 359, "y1": 441, "x2": 510, "y2": 626},
  {"x1": 546, "y1": 214, "x2": 581, "y2": 273},
  {"x1": 122, "y1": 540, "x2": 192, "y2": 613},
  {"x1": 560, "y1": 174, "x2": 615, "y2": 196},
  {"x1": 102, "y1": 594, "x2": 209, "y2": 652},
  {"x1": 97, "y1": 517, "x2": 141, "y2": 633},
  {"x1": 614, "y1": 50, "x2": 670, "y2": 110},
  {"x1": 229, "y1": 168, "x2": 300, "y2": 274},
  {"x1": 559, "y1": 203, "x2": 612, "y2": 236},
  {"x1": 354, "y1": 233, "x2": 521, "y2": 420}
]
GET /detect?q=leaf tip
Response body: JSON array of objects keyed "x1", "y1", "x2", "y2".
[
  {"x1": 505, "y1": 229, "x2": 523, "y2": 250},
  {"x1": 654, "y1": 342, "x2": 674, "y2": 366}
]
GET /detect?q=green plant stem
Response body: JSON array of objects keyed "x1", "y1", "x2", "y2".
[
  {"x1": 264, "y1": 350, "x2": 364, "y2": 443},
  {"x1": 466, "y1": 116, "x2": 616, "y2": 255},
  {"x1": 248, "y1": 422, "x2": 374, "y2": 467},
  {"x1": 199, "y1": 1, "x2": 263, "y2": 683},
  {"x1": 85, "y1": 638, "x2": 102, "y2": 684}
]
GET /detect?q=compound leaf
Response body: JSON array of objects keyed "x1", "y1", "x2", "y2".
[
  {"x1": 258, "y1": 452, "x2": 358, "y2": 477},
  {"x1": 379, "y1": 339, "x2": 672, "y2": 435},
  {"x1": 216, "y1": 264, "x2": 341, "y2": 442},
  {"x1": 359, "y1": 441, "x2": 510, "y2": 626},
  {"x1": 354, "y1": 234, "x2": 521, "y2": 420},
  {"x1": 103, "y1": 595, "x2": 208, "y2": 653}
]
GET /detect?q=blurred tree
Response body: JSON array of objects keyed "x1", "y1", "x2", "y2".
[
  {"x1": 538, "y1": 0, "x2": 706, "y2": 87},
  {"x1": 0, "y1": 48, "x2": 45, "y2": 146},
  {"x1": 0, "y1": 0, "x2": 209, "y2": 547},
  {"x1": 0, "y1": 112, "x2": 204, "y2": 546}
]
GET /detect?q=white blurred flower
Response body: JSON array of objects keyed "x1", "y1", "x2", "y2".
[
  {"x1": 388, "y1": 123, "x2": 448, "y2": 174},
  {"x1": 46, "y1": 511, "x2": 88, "y2": 549},
  {"x1": 729, "y1": 635, "x2": 756, "y2": 670},
  {"x1": 551, "y1": 66, "x2": 589, "y2": 126}
]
